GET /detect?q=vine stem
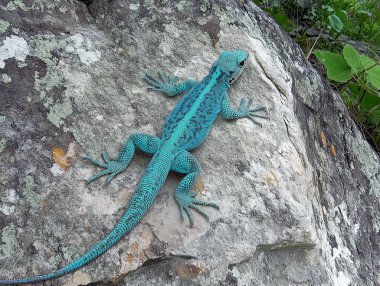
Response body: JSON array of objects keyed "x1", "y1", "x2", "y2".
[
  {"x1": 357, "y1": 89, "x2": 367, "y2": 106},
  {"x1": 306, "y1": 28, "x2": 324, "y2": 59}
]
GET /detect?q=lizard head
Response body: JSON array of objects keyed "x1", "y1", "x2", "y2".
[{"x1": 213, "y1": 50, "x2": 249, "y2": 85}]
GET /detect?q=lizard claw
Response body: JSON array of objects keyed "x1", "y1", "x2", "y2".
[
  {"x1": 238, "y1": 98, "x2": 269, "y2": 127},
  {"x1": 175, "y1": 191, "x2": 219, "y2": 226},
  {"x1": 143, "y1": 70, "x2": 179, "y2": 95},
  {"x1": 84, "y1": 153, "x2": 128, "y2": 185}
]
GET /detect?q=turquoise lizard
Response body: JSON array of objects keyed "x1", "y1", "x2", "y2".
[{"x1": 0, "y1": 50, "x2": 267, "y2": 284}]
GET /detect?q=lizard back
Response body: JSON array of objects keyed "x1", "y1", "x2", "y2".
[{"x1": 162, "y1": 66, "x2": 225, "y2": 150}]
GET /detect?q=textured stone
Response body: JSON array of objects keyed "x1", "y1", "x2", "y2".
[{"x1": 0, "y1": 0, "x2": 379, "y2": 286}]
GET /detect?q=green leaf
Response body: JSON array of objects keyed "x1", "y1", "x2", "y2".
[
  {"x1": 374, "y1": 9, "x2": 380, "y2": 22},
  {"x1": 322, "y1": 5, "x2": 335, "y2": 13},
  {"x1": 346, "y1": 83, "x2": 363, "y2": 102},
  {"x1": 366, "y1": 66, "x2": 380, "y2": 89},
  {"x1": 360, "y1": 55, "x2": 376, "y2": 69},
  {"x1": 365, "y1": 111, "x2": 380, "y2": 127},
  {"x1": 343, "y1": 44, "x2": 361, "y2": 72},
  {"x1": 370, "y1": 32, "x2": 380, "y2": 48},
  {"x1": 315, "y1": 50, "x2": 352, "y2": 82},
  {"x1": 373, "y1": 132, "x2": 380, "y2": 148},
  {"x1": 369, "y1": 109, "x2": 380, "y2": 126},
  {"x1": 359, "y1": 91, "x2": 380, "y2": 126},
  {"x1": 359, "y1": 90, "x2": 380, "y2": 111},
  {"x1": 271, "y1": 10, "x2": 295, "y2": 32},
  {"x1": 341, "y1": 83, "x2": 362, "y2": 106},
  {"x1": 357, "y1": 10, "x2": 372, "y2": 18},
  {"x1": 328, "y1": 14, "x2": 344, "y2": 33},
  {"x1": 336, "y1": 10, "x2": 348, "y2": 24}
]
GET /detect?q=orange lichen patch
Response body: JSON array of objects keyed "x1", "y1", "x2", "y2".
[
  {"x1": 266, "y1": 171, "x2": 279, "y2": 188},
  {"x1": 139, "y1": 252, "x2": 147, "y2": 263},
  {"x1": 126, "y1": 253, "x2": 134, "y2": 262},
  {"x1": 195, "y1": 179, "x2": 205, "y2": 193},
  {"x1": 320, "y1": 131, "x2": 327, "y2": 148},
  {"x1": 52, "y1": 147, "x2": 70, "y2": 169},
  {"x1": 124, "y1": 242, "x2": 139, "y2": 262},
  {"x1": 177, "y1": 260, "x2": 207, "y2": 279},
  {"x1": 330, "y1": 145, "x2": 337, "y2": 157},
  {"x1": 42, "y1": 199, "x2": 50, "y2": 208},
  {"x1": 51, "y1": 143, "x2": 76, "y2": 171},
  {"x1": 130, "y1": 242, "x2": 139, "y2": 253},
  {"x1": 125, "y1": 243, "x2": 146, "y2": 263}
]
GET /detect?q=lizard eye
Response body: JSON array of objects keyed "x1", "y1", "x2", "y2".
[{"x1": 239, "y1": 60, "x2": 245, "y2": 66}]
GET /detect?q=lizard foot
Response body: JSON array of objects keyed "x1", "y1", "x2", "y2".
[
  {"x1": 84, "y1": 151, "x2": 129, "y2": 185},
  {"x1": 175, "y1": 190, "x2": 219, "y2": 226},
  {"x1": 238, "y1": 98, "x2": 269, "y2": 127},
  {"x1": 143, "y1": 71, "x2": 179, "y2": 95}
]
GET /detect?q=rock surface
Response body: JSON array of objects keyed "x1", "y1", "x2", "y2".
[{"x1": 0, "y1": 0, "x2": 379, "y2": 285}]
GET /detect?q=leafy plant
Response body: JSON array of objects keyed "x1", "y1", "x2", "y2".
[
  {"x1": 306, "y1": 0, "x2": 380, "y2": 45},
  {"x1": 315, "y1": 44, "x2": 380, "y2": 148},
  {"x1": 348, "y1": 1, "x2": 380, "y2": 42},
  {"x1": 266, "y1": 8, "x2": 295, "y2": 32},
  {"x1": 303, "y1": 2, "x2": 347, "y2": 35},
  {"x1": 323, "y1": 4, "x2": 345, "y2": 33},
  {"x1": 253, "y1": 0, "x2": 296, "y2": 32}
]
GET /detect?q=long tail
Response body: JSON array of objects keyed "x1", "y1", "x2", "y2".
[
  {"x1": 0, "y1": 209, "x2": 139, "y2": 285},
  {"x1": 0, "y1": 150, "x2": 174, "y2": 285}
]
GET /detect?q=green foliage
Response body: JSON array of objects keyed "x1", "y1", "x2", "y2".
[
  {"x1": 302, "y1": 3, "x2": 347, "y2": 35},
  {"x1": 315, "y1": 44, "x2": 380, "y2": 149},
  {"x1": 324, "y1": 5, "x2": 345, "y2": 33},
  {"x1": 255, "y1": 0, "x2": 380, "y2": 46},
  {"x1": 306, "y1": 0, "x2": 380, "y2": 45},
  {"x1": 315, "y1": 50, "x2": 352, "y2": 81},
  {"x1": 267, "y1": 8, "x2": 295, "y2": 32},
  {"x1": 328, "y1": 13, "x2": 344, "y2": 33},
  {"x1": 360, "y1": 55, "x2": 376, "y2": 69},
  {"x1": 253, "y1": 0, "x2": 296, "y2": 32},
  {"x1": 367, "y1": 66, "x2": 380, "y2": 89},
  {"x1": 256, "y1": 0, "x2": 380, "y2": 49},
  {"x1": 342, "y1": 43, "x2": 360, "y2": 71},
  {"x1": 253, "y1": 0, "x2": 380, "y2": 150}
]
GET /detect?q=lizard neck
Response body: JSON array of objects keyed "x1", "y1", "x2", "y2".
[{"x1": 207, "y1": 65, "x2": 232, "y2": 90}]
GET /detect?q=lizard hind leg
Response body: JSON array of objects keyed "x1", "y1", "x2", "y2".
[
  {"x1": 84, "y1": 133, "x2": 161, "y2": 185},
  {"x1": 171, "y1": 151, "x2": 219, "y2": 226}
]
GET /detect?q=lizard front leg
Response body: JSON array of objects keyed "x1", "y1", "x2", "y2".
[
  {"x1": 85, "y1": 133, "x2": 161, "y2": 185},
  {"x1": 171, "y1": 151, "x2": 219, "y2": 226},
  {"x1": 221, "y1": 93, "x2": 268, "y2": 127},
  {"x1": 144, "y1": 71, "x2": 198, "y2": 97}
]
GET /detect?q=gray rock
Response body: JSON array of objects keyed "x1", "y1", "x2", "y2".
[{"x1": 0, "y1": 0, "x2": 379, "y2": 286}]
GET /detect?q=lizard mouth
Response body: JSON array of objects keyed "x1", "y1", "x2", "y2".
[{"x1": 228, "y1": 64, "x2": 246, "y2": 84}]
